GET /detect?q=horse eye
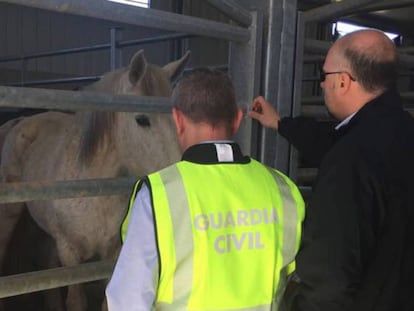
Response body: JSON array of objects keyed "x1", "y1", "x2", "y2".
[{"x1": 135, "y1": 114, "x2": 151, "y2": 127}]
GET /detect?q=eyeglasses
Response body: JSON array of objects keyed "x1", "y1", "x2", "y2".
[{"x1": 320, "y1": 69, "x2": 356, "y2": 82}]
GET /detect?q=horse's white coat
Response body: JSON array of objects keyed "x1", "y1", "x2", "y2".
[{"x1": 0, "y1": 50, "x2": 190, "y2": 311}]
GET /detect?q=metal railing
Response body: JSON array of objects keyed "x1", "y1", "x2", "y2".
[{"x1": 0, "y1": 0, "x2": 257, "y2": 299}]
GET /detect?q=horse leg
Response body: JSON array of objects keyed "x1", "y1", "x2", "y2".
[
  {"x1": 0, "y1": 203, "x2": 25, "y2": 272},
  {"x1": 53, "y1": 236, "x2": 87, "y2": 311},
  {"x1": 0, "y1": 202, "x2": 25, "y2": 311},
  {"x1": 36, "y1": 228, "x2": 66, "y2": 311}
]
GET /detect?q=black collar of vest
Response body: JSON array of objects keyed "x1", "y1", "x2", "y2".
[{"x1": 181, "y1": 142, "x2": 251, "y2": 164}]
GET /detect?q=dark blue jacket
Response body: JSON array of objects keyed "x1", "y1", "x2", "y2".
[{"x1": 281, "y1": 90, "x2": 414, "y2": 311}]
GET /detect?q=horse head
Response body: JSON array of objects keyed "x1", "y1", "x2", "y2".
[{"x1": 79, "y1": 50, "x2": 191, "y2": 176}]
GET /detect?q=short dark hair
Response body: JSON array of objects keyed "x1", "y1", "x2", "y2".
[
  {"x1": 171, "y1": 68, "x2": 237, "y2": 132},
  {"x1": 344, "y1": 47, "x2": 398, "y2": 92}
]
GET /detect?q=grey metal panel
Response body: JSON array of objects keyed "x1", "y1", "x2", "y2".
[
  {"x1": 261, "y1": 0, "x2": 298, "y2": 174},
  {"x1": 36, "y1": 9, "x2": 52, "y2": 72},
  {"x1": 203, "y1": 0, "x2": 252, "y2": 27},
  {"x1": 0, "y1": 0, "x2": 250, "y2": 43},
  {"x1": 0, "y1": 6, "x2": 5, "y2": 50},
  {"x1": 5, "y1": 4, "x2": 19, "y2": 56},
  {"x1": 229, "y1": 11, "x2": 263, "y2": 156},
  {"x1": 303, "y1": 0, "x2": 378, "y2": 22},
  {"x1": 49, "y1": 8, "x2": 67, "y2": 74}
]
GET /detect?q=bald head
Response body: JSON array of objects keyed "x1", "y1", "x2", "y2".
[{"x1": 331, "y1": 29, "x2": 398, "y2": 92}]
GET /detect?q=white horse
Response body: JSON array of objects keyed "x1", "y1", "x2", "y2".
[{"x1": 0, "y1": 49, "x2": 190, "y2": 310}]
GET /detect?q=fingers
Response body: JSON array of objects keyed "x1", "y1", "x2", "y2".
[
  {"x1": 246, "y1": 109, "x2": 261, "y2": 120},
  {"x1": 248, "y1": 96, "x2": 280, "y2": 130},
  {"x1": 251, "y1": 96, "x2": 265, "y2": 114}
]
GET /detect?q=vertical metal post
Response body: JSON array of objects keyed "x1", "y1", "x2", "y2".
[
  {"x1": 110, "y1": 27, "x2": 122, "y2": 70},
  {"x1": 261, "y1": 0, "x2": 298, "y2": 174},
  {"x1": 288, "y1": 11, "x2": 306, "y2": 180},
  {"x1": 229, "y1": 11, "x2": 263, "y2": 157}
]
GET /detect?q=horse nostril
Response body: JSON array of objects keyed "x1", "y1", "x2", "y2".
[{"x1": 135, "y1": 115, "x2": 151, "y2": 127}]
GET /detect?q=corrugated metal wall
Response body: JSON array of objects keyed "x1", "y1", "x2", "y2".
[{"x1": 0, "y1": 1, "x2": 179, "y2": 87}]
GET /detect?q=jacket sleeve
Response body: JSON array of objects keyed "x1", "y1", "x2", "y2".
[{"x1": 278, "y1": 117, "x2": 336, "y2": 167}]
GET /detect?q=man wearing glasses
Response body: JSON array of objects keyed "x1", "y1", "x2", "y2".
[{"x1": 249, "y1": 29, "x2": 414, "y2": 311}]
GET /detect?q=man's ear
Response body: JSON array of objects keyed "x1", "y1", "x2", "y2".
[
  {"x1": 172, "y1": 107, "x2": 184, "y2": 135},
  {"x1": 338, "y1": 73, "x2": 352, "y2": 93},
  {"x1": 231, "y1": 108, "x2": 244, "y2": 136}
]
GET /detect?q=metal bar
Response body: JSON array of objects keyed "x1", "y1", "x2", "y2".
[
  {"x1": 4, "y1": 76, "x2": 101, "y2": 87},
  {"x1": 203, "y1": 0, "x2": 252, "y2": 27},
  {"x1": 403, "y1": 92, "x2": 414, "y2": 99},
  {"x1": 0, "y1": 43, "x2": 110, "y2": 63},
  {"x1": 300, "y1": 104, "x2": 414, "y2": 119},
  {"x1": 304, "y1": 39, "x2": 331, "y2": 54},
  {"x1": 0, "y1": 177, "x2": 137, "y2": 203},
  {"x1": 0, "y1": 0, "x2": 250, "y2": 43},
  {"x1": 110, "y1": 27, "x2": 122, "y2": 70},
  {"x1": 0, "y1": 33, "x2": 195, "y2": 63},
  {"x1": 302, "y1": 96, "x2": 324, "y2": 105},
  {"x1": 296, "y1": 168, "x2": 318, "y2": 183},
  {"x1": 399, "y1": 54, "x2": 414, "y2": 67},
  {"x1": 117, "y1": 33, "x2": 196, "y2": 48},
  {"x1": 301, "y1": 105, "x2": 330, "y2": 119},
  {"x1": 303, "y1": 0, "x2": 378, "y2": 22},
  {"x1": 304, "y1": 54, "x2": 325, "y2": 63},
  {"x1": 289, "y1": 11, "x2": 306, "y2": 180},
  {"x1": 0, "y1": 259, "x2": 115, "y2": 298},
  {"x1": 304, "y1": 39, "x2": 414, "y2": 67},
  {"x1": 230, "y1": 11, "x2": 263, "y2": 156},
  {"x1": 305, "y1": 38, "x2": 414, "y2": 57},
  {"x1": 0, "y1": 86, "x2": 172, "y2": 112},
  {"x1": 261, "y1": 0, "x2": 298, "y2": 174},
  {"x1": 399, "y1": 46, "x2": 414, "y2": 54},
  {"x1": 349, "y1": 0, "x2": 414, "y2": 15},
  {"x1": 302, "y1": 92, "x2": 414, "y2": 105}
]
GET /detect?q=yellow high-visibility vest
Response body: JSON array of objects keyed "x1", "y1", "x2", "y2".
[{"x1": 123, "y1": 159, "x2": 304, "y2": 310}]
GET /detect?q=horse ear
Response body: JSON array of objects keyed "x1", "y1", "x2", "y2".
[
  {"x1": 128, "y1": 49, "x2": 147, "y2": 85},
  {"x1": 163, "y1": 50, "x2": 191, "y2": 83}
]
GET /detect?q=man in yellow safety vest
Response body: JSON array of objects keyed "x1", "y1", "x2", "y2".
[{"x1": 106, "y1": 68, "x2": 305, "y2": 311}]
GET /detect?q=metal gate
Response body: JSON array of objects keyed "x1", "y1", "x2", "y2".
[{"x1": 0, "y1": 0, "x2": 262, "y2": 299}]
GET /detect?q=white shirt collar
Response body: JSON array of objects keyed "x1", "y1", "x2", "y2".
[{"x1": 335, "y1": 112, "x2": 357, "y2": 130}]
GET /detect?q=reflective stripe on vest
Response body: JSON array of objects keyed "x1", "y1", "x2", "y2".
[
  {"x1": 121, "y1": 179, "x2": 142, "y2": 242},
  {"x1": 140, "y1": 159, "x2": 304, "y2": 310}
]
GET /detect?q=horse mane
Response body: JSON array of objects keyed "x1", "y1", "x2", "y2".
[
  {"x1": 78, "y1": 111, "x2": 117, "y2": 166},
  {"x1": 78, "y1": 69, "x2": 123, "y2": 166}
]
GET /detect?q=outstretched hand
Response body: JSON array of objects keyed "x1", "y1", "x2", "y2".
[{"x1": 247, "y1": 96, "x2": 280, "y2": 130}]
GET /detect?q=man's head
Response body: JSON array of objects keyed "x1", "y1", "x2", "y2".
[
  {"x1": 321, "y1": 29, "x2": 398, "y2": 120},
  {"x1": 171, "y1": 68, "x2": 243, "y2": 151}
]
